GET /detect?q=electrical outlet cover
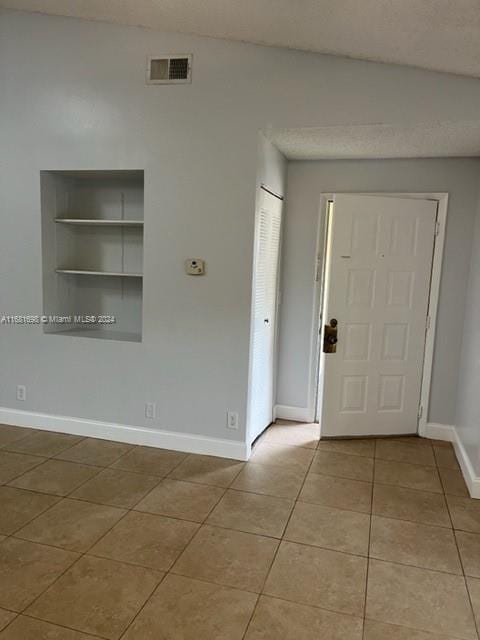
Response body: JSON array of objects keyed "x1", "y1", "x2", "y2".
[
  {"x1": 16, "y1": 385, "x2": 26, "y2": 401},
  {"x1": 145, "y1": 402, "x2": 156, "y2": 419},
  {"x1": 226, "y1": 411, "x2": 239, "y2": 430}
]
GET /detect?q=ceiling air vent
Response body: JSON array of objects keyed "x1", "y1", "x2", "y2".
[{"x1": 147, "y1": 55, "x2": 192, "y2": 84}]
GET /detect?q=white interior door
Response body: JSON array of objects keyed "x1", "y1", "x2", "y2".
[
  {"x1": 248, "y1": 188, "x2": 283, "y2": 442},
  {"x1": 320, "y1": 194, "x2": 437, "y2": 437}
]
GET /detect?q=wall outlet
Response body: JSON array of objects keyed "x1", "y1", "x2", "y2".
[
  {"x1": 226, "y1": 411, "x2": 239, "y2": 430},
  {"x1": 16, "y1": 385, "x2": 26, "y2": 401},
  {"x1": 145, "y1": 402, "x2": 156, "y2": 419}
]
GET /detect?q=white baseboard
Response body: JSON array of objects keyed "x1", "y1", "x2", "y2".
[
  {"x1": 452, "y1": 431, "x2": 480, "y2": 500},
  {"x1": 274, "y1": 405, "x2": 313, "y2": 422},
  {"x1": 425, "y1": 421, "x2": 480, "y2": 499},
  {"x1": 423, "y1": 422, "x2": 456, "y2": 442},
  {"x1": 0, "y1": 407, "x2": 249, "y2": 461}
]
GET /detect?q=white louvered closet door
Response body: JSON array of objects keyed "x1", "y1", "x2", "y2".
[{"x1": 248, "y1": 189, "x2": 283, "y2": 443}]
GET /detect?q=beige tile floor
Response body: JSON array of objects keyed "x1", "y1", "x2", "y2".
[{"x1": 0, "y1": 421, "x2": 479, "y2": 639}]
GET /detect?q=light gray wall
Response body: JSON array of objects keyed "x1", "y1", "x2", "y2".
[
  {"x1": 257, "y1": 135, "x2": 287, "y2": 198},
  {"x1": 3, "y1": 10, "x2": 480, "y2": 443},
  {"x1": 277, "y1": 158, "x2": 480, "y2": 426},
  {"x1": 456, "y1": 195, "x2": 480, "y2": 476}
]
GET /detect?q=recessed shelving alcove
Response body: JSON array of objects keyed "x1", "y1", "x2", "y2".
[{"x1": 41, "y1": 170, "x2": 144, "y2": 342}]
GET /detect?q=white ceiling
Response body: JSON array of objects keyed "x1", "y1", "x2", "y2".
[
  {"x1": 267, "y1": 121, "x2": 480, "y2": 160},
  {"x1": 2, "y1": 0, "x2": 480, "y2": 78}
]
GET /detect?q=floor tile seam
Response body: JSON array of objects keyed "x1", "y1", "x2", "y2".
[
  {"x1": 374, "y1": 455, "x2": 436, "y2": 468},
  {"x1": 117, "y1": 570, "x2": 170, "y2": 640},
  {"x1": 294, "y1": 496, "x2": 371, "y2": 516},
  {"x1": 306, "y1": 467, "x2": 448, "y2": 490},
  {"x1": 2, "y1": 434, "x2": 89, "y2": 460},
  {"x1": 372, "y1": 478, "x2": 445, "y2": 495},
  {"x1": 215, "y1": 486, "x2": 297, "y2": 506},
  {"x1": 68, "y1": 476, "x2": 165, "y2": 511},
  {"x1": 11, "y1": 610, "x2": 109, "y2": 640},
  {"x1": 1, "y1": 456, "x2": 48, "y2": 485},
  {"x1": 6, "y1": 499, "x2": 137, "y2": 565},
  {"x1": 107, "y1": 447, "x2": 189, "y2": 479},
  {"x1": 243, "y1": 460, "x2": 312, "y2": 477},
  {"x1": 257, "y1": 587, "x2": 368, "y2": 621},
  {"x1": 262, "y1": 437, "x2": 319, "y2": 451},
  {"x1": 370, "y1": 508, "x2": 453, "y2": 529},
  {"x1": 371, "y1": 510, "x2": 480, "y2": 533},
  {"x1": 367, "y1": 555, "x2": 471, "y2": 579},
  {"x1": 56, "y1": 440, "x2": 138, "y2": 469},
  {"x1": 0, "y1": 493, "x2": 64, "y2": 537},
  {"x1": 373, "y1": 478, "x2": 454, "y2": 497},
  {"x1": 161, "y1": 459, "x2": 246, "y2": 486},
  {"x1": 222, "y1": 483, "x2": 305, "y2": 501},
  {"x1": 305, "y1": 469, "x2": 374, "y2": 484},
  {"x1": 367, "y1": 552, "x2": 464, "y2": 577},
  {"x1": 434, "y1": 444, "x2": 462, "y2": 473},
  {"x1": 5, "y1": 458, "x2": 107, "y2": 498},
  {"x1": 362, "y1": 438, "x2": 376, "y2": 640},
  {"x1": 80, "y1": 503, "x2": 202, "y2": 568},
  {"x1": 364, "y1": 613, "x2": 474, "y2": 640},
  {"x1": 15, "y1": 542, "x2": 86, "y2": 618},
  {"x1": 103, "y1": 444, "x2": 145, "y2": 472},
  {"x1": 0, "y1": 428, "x2": 38, "y2": 449}
]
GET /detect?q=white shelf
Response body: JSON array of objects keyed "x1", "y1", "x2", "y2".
[
  {"x1": 55, "y1": 218, "x2": 143, "y2": 226},
  {"x1": 56, "y1": 269, "x2": 143, "y2": 277}
]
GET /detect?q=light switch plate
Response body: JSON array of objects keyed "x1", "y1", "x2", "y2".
[{"x1": 185, "y1": 259, "x2": 205, "y2": 275}]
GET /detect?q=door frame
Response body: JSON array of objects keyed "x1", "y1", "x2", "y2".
[{"x1": 310, "y1": 192, "x2": 448, "y2": 437}]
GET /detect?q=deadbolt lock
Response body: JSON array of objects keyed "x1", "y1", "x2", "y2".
[{"x1": 323, "y1": 318, "x2": 338, "y2": 353}]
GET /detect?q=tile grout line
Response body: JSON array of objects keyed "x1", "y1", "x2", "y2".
[
  {"x1": 362, "y1": 437, "x2": 376, "y2": 639},
  {"x1": 117, "y1": 571, "x2": 170, "y2": 640},
  {"x1": 17, "y1": 612, "x2": 110, "y2": 640}
]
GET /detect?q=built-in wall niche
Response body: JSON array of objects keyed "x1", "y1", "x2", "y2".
[{"x1": 41, "y1": 170, "x2": 144, "y2": 342}]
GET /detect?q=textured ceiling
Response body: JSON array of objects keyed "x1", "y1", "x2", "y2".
[
  {"x1": 267, "y1": 121, "x2": 480, "y2": 160},
  {"x1": 2, "y1": 0, "x2": 480, "y2": 78}
]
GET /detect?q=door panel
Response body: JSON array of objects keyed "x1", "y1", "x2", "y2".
[
  {"x1": 321, "y1": 194, "x2": 437, "y2": 437},
  {"x1": 248, "y1": 189, "x2": 283, "y2": 442}
]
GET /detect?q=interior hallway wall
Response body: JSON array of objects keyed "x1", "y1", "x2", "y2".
[
  {"x1": 277, "y1": 158, "x2": 480, "y2": 427},
  {"x1": 456, "y1": 193, "x2": 480, "y2": 477}
]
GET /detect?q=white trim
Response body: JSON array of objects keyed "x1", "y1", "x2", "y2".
[
  {"x1": 424, "y1": 422, "x2": 480, "y2": 499},
  {"x1": 453, "y1": 431, "x2": 480, "y2": 499},
  {"x1": 313, "y1": 192, "x2": 448, "y2": 436},
  {"x1": 274, "y1": 404, "x2": 312, "y2": 422},
  {"x1": 416, "y1": 194, "x2": 448, "y2": 437},
  {"x1": 423, "y1": 421, "x2": 456, "y2": 442},
  {"x1": 0, "y1": 407, "x2": 249, "y2": 461}
]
